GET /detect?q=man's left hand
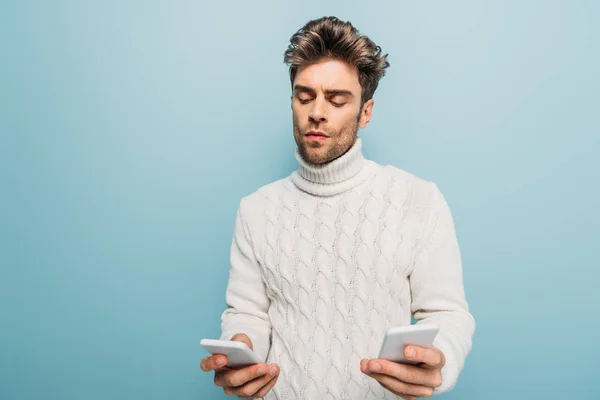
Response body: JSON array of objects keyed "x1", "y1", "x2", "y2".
[{"x1": 360, "y1": 345, "x2": 445, "y2": 400}]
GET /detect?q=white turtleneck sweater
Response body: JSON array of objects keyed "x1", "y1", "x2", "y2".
[{"x1": 219, "y1": 138, "x2": 475, "y2": 399}]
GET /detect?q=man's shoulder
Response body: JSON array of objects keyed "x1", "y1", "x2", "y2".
[
  {"x1": 237, "y1": 176, "x2": 293, "y2": 214},
  {"x1": 377, "y1": 162, "x2": 437, "y2": 195},
  {"x1": 372, "y1": 162, "x2": 449, "y2": 219}
]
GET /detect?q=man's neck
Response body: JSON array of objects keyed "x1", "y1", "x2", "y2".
[{"x1": 291, "y1": 137, "x2": 375, "y2": 197}]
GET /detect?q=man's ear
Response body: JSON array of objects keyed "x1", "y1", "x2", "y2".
[{"x1": 359, "y1": 99, "x2": 374, "y2": 128}]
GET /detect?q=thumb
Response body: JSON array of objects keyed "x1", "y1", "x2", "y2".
[{"x1": 231, "y1": 333, "x2": 253, "y2": 351}]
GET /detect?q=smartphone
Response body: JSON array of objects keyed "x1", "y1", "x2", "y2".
[
  {"x1": 200, "y1": 338, "x2": 261, "y2": 368},
  {"x1": 377, "y1": 324, "x2": 439, "y2": 365}
]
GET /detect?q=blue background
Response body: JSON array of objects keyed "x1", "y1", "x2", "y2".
[{"x1": 1, "y1": 1, "x2": 598, "y2": 399}]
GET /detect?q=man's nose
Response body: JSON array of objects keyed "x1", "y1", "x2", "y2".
[{"x1": 309, "y1": 99, "x2": 327, "y2": 123}]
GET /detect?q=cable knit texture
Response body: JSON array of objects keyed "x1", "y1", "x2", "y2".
[{"x1": 220, "y1": 138, "x2": 475, "y2": 399}]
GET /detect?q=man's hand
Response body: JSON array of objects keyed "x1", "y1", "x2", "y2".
[
  {"x1": 200, "y1": 333, "x2": 280, "y2": 398},
  {"x1": 360, "y1": 345, "x2": 445, "y2": 400}
]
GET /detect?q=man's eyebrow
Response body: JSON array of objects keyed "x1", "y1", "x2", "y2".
[
  {"x1": 294, "y1": 85, "x2": 316, "y2": 95},
  {"x1": 293, "y1": 85, "x2": 354, "y2": 97},
  {"x1": 324, "y1": 89, "x2": 353, "y2": 97}
]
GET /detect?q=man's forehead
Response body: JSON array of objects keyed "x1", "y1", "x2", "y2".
[{"x1": 294, "y1": 60, "x2": 360, "y2": 93}]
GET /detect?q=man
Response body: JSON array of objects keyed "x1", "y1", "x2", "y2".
[{"x1": 201, "y1": 16, "x2": 475, "y2": 399}]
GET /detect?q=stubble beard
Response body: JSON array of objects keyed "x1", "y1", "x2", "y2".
[{"x1": 293, "y1": 115, "x2": 360, "y2": 165}]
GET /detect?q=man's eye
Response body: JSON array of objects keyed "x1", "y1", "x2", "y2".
[
  {"x1": 298, "y1": 97, "x2": 311, "y2": 104},
  {"x1": 331, "y1": 101, "x2": 345, "y2": 107}
]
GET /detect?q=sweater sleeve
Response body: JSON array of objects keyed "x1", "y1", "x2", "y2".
[
  {"x1": 409, "y1": 183, "x2": 476, "y2": 394},
  {"x1": 219, "y1": 200, "x2": 272, "y2": 362}
]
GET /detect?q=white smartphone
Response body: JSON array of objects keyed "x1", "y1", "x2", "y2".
[
  {"x1": 377, "y1": 324, "x2": 439, "y2": 365},
  {"x1": 200, "y1": 338, "x2": 261, "y2": 368}
]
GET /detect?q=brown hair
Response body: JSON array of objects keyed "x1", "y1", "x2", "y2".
[{"x1": 283, "y1": 16, "x2": 390, "y2": 106}]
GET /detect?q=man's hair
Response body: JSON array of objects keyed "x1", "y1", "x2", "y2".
[{"x1": 283, "y1": 16, "x2": 390, "y2": 106}]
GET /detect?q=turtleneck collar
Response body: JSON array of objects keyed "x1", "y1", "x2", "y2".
[{"x1": 290, "y1": 137, "x2": 375, "y2": 197}]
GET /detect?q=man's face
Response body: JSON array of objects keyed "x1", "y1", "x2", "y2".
[{"x1": 292, "y1": 59, "x2": 374, "y2": 165}]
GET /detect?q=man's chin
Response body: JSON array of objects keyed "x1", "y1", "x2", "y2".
[{"x1": 299, "y1": 147, "x2": 329, "y2": 165}]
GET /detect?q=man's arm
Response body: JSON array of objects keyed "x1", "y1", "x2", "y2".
[
  {"x1": 220, "y1": 200, "x2": 272, "y2": 362},
  {"x1": 409, "y1": 182, "x2": 476, "y2": 394}
]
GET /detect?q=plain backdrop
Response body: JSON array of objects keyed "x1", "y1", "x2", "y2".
[{"x1": 1, "y1": 1, "x2": 599, "y2": 399}]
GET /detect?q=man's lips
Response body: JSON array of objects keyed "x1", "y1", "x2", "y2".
[{"x1": 305, "y1": 131, "x2": 328, "y2": 140}]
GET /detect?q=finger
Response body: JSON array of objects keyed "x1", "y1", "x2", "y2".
[
  {"x1": 375, "y1": 378, "x2": 417, "y2": 400},
  {"x1": 214, "y1": 363, "x2": 268, "y2": 388},
  {"x1": 232, "y1": 364, "x2": 279, "y2": 397},
  {"x1": 231, "y1": 333, "x2": 253, "y2": 350},
  {"x1": 200, "y1": 355, "x2": 228, "y2": 372},
  {"x1": 254, "y1": 373, "x2": 279, "y2": 398},
  {"x1": 365, "y1": 359, "x2": 441, "y2": 387},
  {"x1": 369, "y1": 372, "x2": 434, "y2": 398},
  {"x1": 404, "y1": 345, "x2": 445, "y2": 369}
]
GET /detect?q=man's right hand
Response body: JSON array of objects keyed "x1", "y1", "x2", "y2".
[{"x1": 200, "y1": 333, "x2": 280, "y2": 398}]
